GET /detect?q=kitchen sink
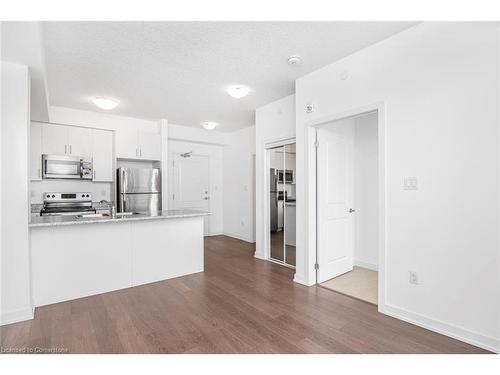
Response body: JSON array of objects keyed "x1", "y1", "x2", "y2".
[
  {"x1": 115, "y1": 212, "x2": 142, "y2": 216},
  {"x1": 76, "y1": 212, "x2": 142, "y2": 219},
  {"x1": 77, "y1": 213, "x2": 110, "y2": 218}
]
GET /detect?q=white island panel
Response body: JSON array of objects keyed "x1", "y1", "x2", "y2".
[
  {"x1": 31, "y1": 221, "x2": 133, "y2": 307},
  {"x1": 131, "y1": 216, "x2": 204, "y2": 286}
]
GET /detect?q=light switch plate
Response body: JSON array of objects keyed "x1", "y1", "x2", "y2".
[{"x1": 403, "y1": 177, "x2": 418, "y2": 190}]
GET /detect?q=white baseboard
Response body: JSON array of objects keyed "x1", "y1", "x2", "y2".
[
  {"x1": 354, "y1": 260, "x2": 378, "y2": 271},
  {"x1": 293, "y1": 273, "x2": 315, "y2": 286},
  {"x1": 0, "y1": 306, "x2": 34, "y2": 326},
  {"x1": 204, "y1": 232, "x2": 223, "y2": 237},
  {"x1": 254, "y1": 252, "x2": 266, "y2": 260},
  {"x1": 379, "y1": 303, "x2": 499, "y2": 353},
  {"x1": 222, "y1": 232, "x2": 255, "y2": 243}
]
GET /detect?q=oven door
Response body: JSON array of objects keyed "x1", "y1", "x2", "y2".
[{"x1": 42, "y1": 154, "x2": 93, "y2": 180}]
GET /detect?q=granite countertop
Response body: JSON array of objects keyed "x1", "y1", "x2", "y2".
[{"x1": 29, "y1": 209, "x2": 210, "y2": 228}]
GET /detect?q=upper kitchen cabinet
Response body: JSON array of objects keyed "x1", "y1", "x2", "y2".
[
  {"x1": 115, "y1": 129, "x2": 161, "y2": 161},
  {"x1": 41, "y1": 123, "x2": 92, "y2": 157},
  {"x1": 41, "y1": 123, "x2": 67, "y2": 155},
  {"x1": 92, "y1": 129, "x2": 114, "y2": 182},
  {"x1": 138, "y1": 131, "x2": 161, "y2": 160},
  {"x1": 30, "y1": 122, "x2": 43, "y2": 181},
  {"x1": 68, "y1": 126, "x2": 92, "y2": 156}
]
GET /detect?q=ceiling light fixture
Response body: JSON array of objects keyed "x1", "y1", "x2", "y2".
[
  {"x1": 201, "y1": 121, "x2": 218, "y2": 131},
  {"x1": 287, "y1": 55, "x2": 302, "y2": 66},
  {"x1": 226, "y1": 85, "x2": 250, "y2": 99},
  {"x1": 92, "y1": 97, "x2": 118, "y2": 110}
]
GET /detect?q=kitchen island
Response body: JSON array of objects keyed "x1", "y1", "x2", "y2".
[{"x1": 29, "y1": 210, "x2": 209, "y2": 307}]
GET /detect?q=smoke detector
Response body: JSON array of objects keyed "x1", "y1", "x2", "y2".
[{"x1": 287, "y1": 55, "x2": 302, "y2": 66}]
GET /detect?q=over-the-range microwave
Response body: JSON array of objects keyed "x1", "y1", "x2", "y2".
[{"x1": 42, "y1": 154, "x2": 93, "y2": 180}]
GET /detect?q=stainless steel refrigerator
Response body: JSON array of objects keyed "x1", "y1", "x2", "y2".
[
  {"x1": 270, "y1": 168, "x2": 279, "y2": 232},
  {"x1": 117, "y1": 168, "x2": 162, "y2": 213}
]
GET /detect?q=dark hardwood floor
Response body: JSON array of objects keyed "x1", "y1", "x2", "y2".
[{"x1": 0, "y1": 235, "x2": 489, "y2": 354}]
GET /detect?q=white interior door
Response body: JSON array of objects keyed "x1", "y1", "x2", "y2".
[
  {"x1": 172, "y1": 153, "x2": 210, "y2": 235},
  {"x1": 317, "y1": 120, "x2": 355, "y2": 283}
]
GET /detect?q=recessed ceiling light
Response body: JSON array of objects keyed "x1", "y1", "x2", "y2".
[
  {"x1": 201, "y1": 121, "x2": 218, "y2": 131},
  {"x1": 226, "y1": 85, "x2": 250, "y2": 99},
  {"x1": 92, "y1": 97, "x2": 118, "y2": 110},
  {"x1": 287, "y1": 55, "x2": 302, "y2": 66}
]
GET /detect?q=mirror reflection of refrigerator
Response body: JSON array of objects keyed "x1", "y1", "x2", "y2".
[
  {"x1": 270, "y1": 168, "x2": 279, "y2": 232},
  {"x1": 117, "y1": 168, "x2": 162, "y2": 213}
]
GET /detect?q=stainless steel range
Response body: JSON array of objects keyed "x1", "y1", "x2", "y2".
[{"x1": 39, "y1": 192, "x2": 96, "y2": 216}]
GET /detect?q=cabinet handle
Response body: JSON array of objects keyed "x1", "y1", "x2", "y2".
[
  {"x1": 93, "y1": 170, "x2": 96, "y2": 180},
  {"x1": 69, "y1": 144, "x2": 72, "y2": 154},
  {"x1": 136, "y1": 148, "x2": 138, "y2": 157},
  {"x1": 140, "y1": 148, "x2": 142, "y2": 157},
  {"x1": 38, "y1": 168, "x2": 41, "y2": 178},
  {"x1": 65, "y1": 144, "x2": 67, "y2": 154}
]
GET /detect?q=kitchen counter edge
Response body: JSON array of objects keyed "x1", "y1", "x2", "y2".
[{"x1": 29, "y1": 210, "x2": 211, "y2": 228}]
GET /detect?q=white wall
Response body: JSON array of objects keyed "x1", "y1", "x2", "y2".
[
  {"x1": 168, "y1": 123, "x2": 229, "y2": 145},
  {"x1": 354, "y1": 112, "x2": 378, "y2": 270},
  {"x1": 1, "y1": 62, "x2": 33, "y2": 325},
  {"x1": 49, "y1": 106, "x2": 160, "y2": 133},
  {"x1": 255, "y1": 94, "x2": 295, "y2": 259},
  {"x1": 296, "y1": 23, "x2": 500, "y2": 351},
  {"x1": 223, "y1": 126, "x2": 256, "y2": 242},
  {"x1": 1, "y1": 22, "x2": 49, "y2": 122},
  {"x1": 168, "y1": 140, "x2": 224, "y2": 235}
]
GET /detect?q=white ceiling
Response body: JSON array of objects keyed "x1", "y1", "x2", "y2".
[{"x1": 42, "y1": 22, "x2": 417, "y2": 131}]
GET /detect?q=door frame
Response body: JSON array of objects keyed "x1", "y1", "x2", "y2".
[
  {"x1": 170, "y1": 151, "x2": 211, "y2": 235},
  {"x1": 311, "y1": 102, "x2": 386, "y2": 309},
  {"x1": 263, "y1": 137, "x2": 296, "y2": 268}
]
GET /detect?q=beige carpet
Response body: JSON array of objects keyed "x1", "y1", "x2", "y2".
[{"x1": 321, "y1": 266, "x2": 378, "y2": 305}]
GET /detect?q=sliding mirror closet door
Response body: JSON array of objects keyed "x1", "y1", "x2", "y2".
[
  {"x1": 269, "y1": 146, "x2": 285, "y2": 262},
  {"x1": 283, "y1": 143, "x2": 296, "y2": 267},
  {"x1": 268, "y1": 142, "x2": 296, "y2": 268}
]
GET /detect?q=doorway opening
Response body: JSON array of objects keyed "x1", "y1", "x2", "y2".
[
  {"x1": 266, "y1": 142, "x2": 296, "y2": 268},
  {"x1": 316, "y1": 110, "x2": 379, "y2": 305}
]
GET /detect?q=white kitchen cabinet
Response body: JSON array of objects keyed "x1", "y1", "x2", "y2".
[
  {"x1": 92, "y1": 129, "x2": 113, "y2": 182},
  {"x1": 30, "y1": 122, "x2": 43, "y2": 181},
  {"x1": 115, "y1": 128, "x2": 138, "y2": 159},
  {"x1": 116, "y1": 129, "x2": 161, "y2": 161},
  {"x1": 41, "y1": 123, "x2": 92, "y2": 157},
  {"x1": 68, "y1": 126, "x2": 92, "y2": 157},
  {"x1": 41, "y1": 123, "x2": 67, "y2": 155},
  {"x1": 138, "y1": 131, "x2": 161, "y2": 160}
]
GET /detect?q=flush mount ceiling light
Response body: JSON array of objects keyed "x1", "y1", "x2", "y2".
[
  {"x1": 226, "y1": 85, "x2": 250, "y2": 99},
  {"x1": 287, "y1": 55, "x2": 302, "y2": 66},
  {"x1": 91, "y1": 97, "x2": 118, "y2": 110},
  {"x1": 201, "y1": 121, "x2": 219, "y2": 131}
]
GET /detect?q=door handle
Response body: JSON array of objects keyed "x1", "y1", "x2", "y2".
[{"x1": 349, "y1": 208, "x2": 356, "y2": 213}]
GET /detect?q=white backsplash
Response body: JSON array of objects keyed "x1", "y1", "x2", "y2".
[{"x1": 30, "y1": 180, "x2": 113, "y2": 204}]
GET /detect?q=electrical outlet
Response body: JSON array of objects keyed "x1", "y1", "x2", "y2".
[
  {"x1": 404, "y1": 177, "x2": 418, "y2": 190},
  {"x1": 409, "y1": 271, "x2": 419, "y2": 285}
]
